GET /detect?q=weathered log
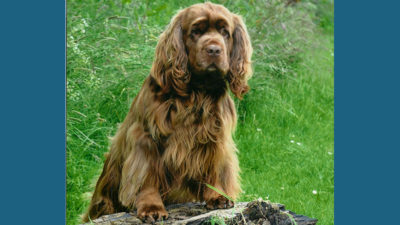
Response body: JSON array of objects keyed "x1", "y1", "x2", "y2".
[{"x1": 82, "y1": 200, "x2": 317, "y2": 225}]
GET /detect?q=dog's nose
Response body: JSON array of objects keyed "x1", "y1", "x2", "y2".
[{"x1": 206, "y1": 45, "x2": 221, "y2": 56}]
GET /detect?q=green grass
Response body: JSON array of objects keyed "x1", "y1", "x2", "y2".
[
  {"x1": 67, "y1": 0, "x2": 334, "y2": 225},
  {"x1": 209, "y1": 216, "x2": 227, "y2": 225}
]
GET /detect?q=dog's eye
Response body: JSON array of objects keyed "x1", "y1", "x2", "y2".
[
  {"x1": 191, "y1": 29, "x2": 201, "y2": 35},
  {"x1": 221, "y1": 29, "x2": 230, "y2": 38}
]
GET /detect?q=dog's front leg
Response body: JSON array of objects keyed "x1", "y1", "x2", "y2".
[
  {"x1": 203, "y1": 180, "x2": 234, "y2": 209},
  {"x1": 118, "y1": 123, "x2": 168, "y2": 222},
  {"x1": 136, "y1": 180, "x2": 168, "y2": 223}
]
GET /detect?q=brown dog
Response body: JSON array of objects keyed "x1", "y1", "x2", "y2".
[{"x1": 83, "y1": 2, "x2": 252, "y2": 223}]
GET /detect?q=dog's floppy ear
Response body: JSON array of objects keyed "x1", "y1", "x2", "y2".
[
  {"x1": 228, "y1": 14, "x2": 253, "y2": 99},
  {"x1": 150, "y1": 10, "x2": 189, "y2": 97}
]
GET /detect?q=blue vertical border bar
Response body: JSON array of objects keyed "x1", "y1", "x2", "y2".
[
  {"x1": 0, "y1": 1, "x2": 66, "y2": 224},
  {"x1": 336, "y1": 0, "x2": 400, "y2": 224}
]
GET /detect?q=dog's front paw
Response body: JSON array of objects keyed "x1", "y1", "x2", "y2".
[
  {"x1": 137, "y1": 205, "x2": 168, "y2": 223},
  {"x1": 206, "y1": 195, "x2": 234, "y2": 210}
]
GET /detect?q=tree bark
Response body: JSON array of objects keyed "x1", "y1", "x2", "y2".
[{"x1": 82, "y1": 200, "x2": 318, "y2": 225}]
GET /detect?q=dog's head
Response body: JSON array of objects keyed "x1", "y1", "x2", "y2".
[{"x1": 151, "y1": 2, "x2": 252, "y2": 99}]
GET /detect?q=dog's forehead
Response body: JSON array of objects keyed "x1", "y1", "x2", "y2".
[{"x1": 181, "y1": 3, "x2": 234, "y2": 29}]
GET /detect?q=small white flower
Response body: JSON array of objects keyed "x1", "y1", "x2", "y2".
[
  {"x1": 290, "y1": 140, "x2": 295, "y2": 143},
  {"x1": 297, "y1": 142, "x2": 301, "y2": 146},
  {"x1": 281, "y1": 23, "x2": 287, "y2": 30},
  {"x1": 257, "y1": 128, "x2": 262, "y2": 132},
  {"x1": 328, "y1": 152, "x2": 333, "y2": 155},
  {"x1": 312, "y1": 190, "x2": 317, "y2": 195},
  {"x1": 82, "y1": 18, "x2": 89, "y2": 27},
  {"x1": 281, "y1": 187, "x2": 285, "y2": 190}
]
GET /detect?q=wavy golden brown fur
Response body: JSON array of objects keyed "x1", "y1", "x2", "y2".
[{"x1": 83, "y1": 2, "x2": 252, "y2": 223}]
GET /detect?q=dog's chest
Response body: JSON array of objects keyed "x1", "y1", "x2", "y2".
[
  {"x1": 149, "y1": 94, "x2": 235, "y2": 157},
  {"x1": 171, "y1": 103, "x2": 223, "y2": 145}
]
